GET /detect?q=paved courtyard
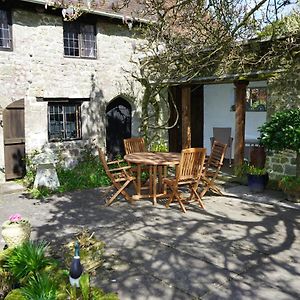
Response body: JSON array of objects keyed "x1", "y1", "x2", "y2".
[{"x1": 1, "y1": 183, "x2": 300, "y2": 299}]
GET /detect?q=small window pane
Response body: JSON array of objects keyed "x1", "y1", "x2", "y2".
[
  {"x1": 0, "y1": 9, "x2": 12, "y2": 50},
  {"x1": 48, "y1": 103, "x2": 81, "y2": 141},
  {"x1": 63, "y1": 22, "x2": 79, "y2": 57},
  {"x1": 80, "y1": 24, "x2": 96, "y2": 58},
  {"x1": 246, "y1": 88, "x2": 267, "y2": 111},
  {"x1": 63, "y1": 21, "x2": 96, "y2": 58}
]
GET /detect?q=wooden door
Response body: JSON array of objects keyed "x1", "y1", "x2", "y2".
[
  {"x1": 168, "y1": 85, "x2": 204, "y2": 152},
  {"x1": 106, "y1": 97, "x2": 131, "y2": 159},
  {"x1": 3, "y1": 99, "x2": 26, "y2": 180}
]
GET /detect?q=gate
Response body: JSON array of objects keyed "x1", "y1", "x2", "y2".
[
  {"x1": 106, "y1": 97, "x2": 131, "y2": 159},
  {"x1": 3, "y1": 99, "x2": 26, "y2": 180}
]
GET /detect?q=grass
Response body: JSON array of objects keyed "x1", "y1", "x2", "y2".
[{"x1": 23, "y1": 152, "x2": 111, "y2": 199}]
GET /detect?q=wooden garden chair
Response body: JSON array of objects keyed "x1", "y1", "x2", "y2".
[
  {"x1": 199, "y1": 141, "x2": 227, "y2": 198},
  {"x1": 124, "y1": 137, "x2": 146, "y2": 154},
  {"x1": 163, "y1": 148, "x2": 206, "y2": 213},
  {"x1": 98, "y1": 148, "x2": 136, "y2": 206},
  {"x1": 124, "y1": 137, "x2": 149, "y2": 184}
]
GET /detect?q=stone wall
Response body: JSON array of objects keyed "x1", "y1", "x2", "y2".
[
  {"x1": 266, "y1": 150, "x2": 297, "y2": 180},
  {"x1": 0, "y1": 6, "x2": 145, "y2": 181}
]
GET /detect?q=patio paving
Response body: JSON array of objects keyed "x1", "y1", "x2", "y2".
[{"x1": 1, "y1": 183, "x2": 300, "y2": 299}]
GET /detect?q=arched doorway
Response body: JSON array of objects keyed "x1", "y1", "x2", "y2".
[
  {"x1": 106, "y1": 97, "x2": 131, "y2": 159},
  {"x1": 3, "y1": 99, "x2": 26, "y2": 180}
]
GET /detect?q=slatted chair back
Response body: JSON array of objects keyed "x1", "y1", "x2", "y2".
[
  {"x1": 200, "y1": 141, "x2": 227, "y2": 198},
  {"x1": 163, "y1": 147, "x2": 206, "y2": 213},
  {"x1": 210, "y1": 127, "x2": 233, "y2": 165},
  {"x1": 98, "y1": 148, "x2": 135, "y2": 206},
  {"x1": 124, "y1": 137, "x2": 146, "y2": 154},
  {"x1": 177, "y1": 148, "x2": 207, "y2": 183}
]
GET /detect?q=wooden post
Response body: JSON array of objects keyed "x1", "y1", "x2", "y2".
[
  {"x1": 181, "y1": 86, "x2": 191, "y2": 149},
  {"x1": 234, "y1": 80, "x2": 249, "y2": 167}
]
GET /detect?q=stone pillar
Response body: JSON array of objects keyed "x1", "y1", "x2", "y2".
[
  {"x1": 181, "y1": 86, "x2": 191, "y2": 149},
  {"x1": 234, "y1": 80, "x2": 249, "y2": 167}
]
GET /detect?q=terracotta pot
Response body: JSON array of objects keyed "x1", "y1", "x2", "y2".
[
  {"x1": 1, "y1": 221, "x2": 31, "y2": 248},
  {"x1": 250, "y1": 146, "x2": 266, "y2": 168}
]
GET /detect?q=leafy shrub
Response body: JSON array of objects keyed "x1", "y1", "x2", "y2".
[
  {"x1": 21, "y1": 274, "x2": 57, "y2": 300},
  {"x1": 259, "y1": 109, "x2": 300, "y2": 178},
  {"x1": 1, "y1": 232, "x2": 118, "y2": 300},
  {"x1": 23, "y1": 146, "x2": 111, "y2": 198},
  {"x1": 279, "y1": 176, "x2": 300, "y2": 193},
  {"x1": 4, "y1": 241, "x2": 52, "y2": 282},
  {"x1": 246, "y1": 165, "x2": 267, "y2": 176}
]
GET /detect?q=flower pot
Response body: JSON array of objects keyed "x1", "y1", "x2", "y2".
[
  {"x1": 1, "y1": 221, "x2": 31, "y2": 248},
  {"x1": 247, "y1": 173, "x2": 268, "y2": 193}
]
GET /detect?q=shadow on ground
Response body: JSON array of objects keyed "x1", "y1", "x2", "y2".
[{"x1": 1, "y1": 185, "x2": 300, "y2": 299}]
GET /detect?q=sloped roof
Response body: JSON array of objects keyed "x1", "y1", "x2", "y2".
[{"x1": 22, "y1": 0, "x2": 149, "y2": 22}]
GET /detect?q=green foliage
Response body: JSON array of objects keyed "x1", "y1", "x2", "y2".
[
  {"x1": 258, "y1": 12, "x2": 300, "y2": 38},
  {"x1": 150, "y1": 141, "x2": 168, "y2": 152},
  {"x1": 4, "y1": 241, "x2": 52, "y2": 281},
  {"x1": 259, "y1": 109, "x2": 300, "y2": 153},
  {"x1": 24, "y1": 146, "x2": 111, "y2": 198},
  {"x1": 234, "y1": 162, "x2": 249, "y2": 177},
  {"x1": 246, "y1": 165, "x2": 268, "y2": 176},
  {"x1": 79, "y1": 273, "x2": 90, "y2": 300},
  {"x1": 57, "y1": 146, "x2": 110, "y2": 193},
  {"x1": 279, "y1": 176, "x2": 300, "y2": 192},
  {"x1": 20, "y1": 274, "x2": 57, "y2": 300},
  {"x1": 22, "y1": 150, "x2": 41, "y2": 188},
  {"x1": 3, "y1": 289, "x2": 25, "y2": 300}
]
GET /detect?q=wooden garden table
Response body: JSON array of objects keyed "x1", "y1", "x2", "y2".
[{"x1": 124, "y1": 152, "x2": 181, "y2": 205}]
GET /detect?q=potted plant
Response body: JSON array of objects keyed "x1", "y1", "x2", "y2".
[
  {"x1": 246, "y1": 165, "x2": 269, "y2": 193},
  {"x1": 279, "y1": 176, "x2": 300, "y2": 203},
  {"x1": 1, "y1": 214, "x2": 31, "y2": 248},
  {"x1": 259, "y1": 109, "x2": 300, "y2": 200}
]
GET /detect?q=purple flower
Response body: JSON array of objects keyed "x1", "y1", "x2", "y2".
[{"x1": 9, "y1": 214, "x2": 22, "y2": 222}]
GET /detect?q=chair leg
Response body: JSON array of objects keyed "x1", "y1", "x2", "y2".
[
  {"x1": 106, "y1": 180, "x2": 133, "y2": 206},
  {"x1": 191, "y1": 186, "x2": 205, "y2": 209}
]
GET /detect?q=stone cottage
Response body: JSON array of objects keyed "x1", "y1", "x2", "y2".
[{"x1": 0, "y1": 0, "x2": 146, "y2": 181}]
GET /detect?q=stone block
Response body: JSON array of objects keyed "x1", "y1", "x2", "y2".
[
  {"x1": 285, "y1": 165, "x2": 296, "y2": 176},
  {"x1": 272, "y1": 164, "x2": 283, "y2": 173},
  {"x1": 33, "y1": 163, "x2": 60, "y2": 190},
  {"x1": 280, "y1": 157, "x2": 289, "y2": 164}
]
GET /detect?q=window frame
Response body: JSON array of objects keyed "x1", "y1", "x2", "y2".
[
  {"x1": 48, "y1": 101, "x2": 82, "y2": 142},
  {"x1": 0, "y1": 8, "x2": 13, "y2": 51},
  {"x1": 245, "y1": 87, "x2": 268, "y2": 112},
  {"x1": 63, "y1": 21, "x2": 97, "y2": 59}
]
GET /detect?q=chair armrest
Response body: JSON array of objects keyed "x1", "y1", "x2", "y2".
[
  {"x1": 110, "y1": 165, "x2": 132, "y2": 172},
  {"x1": 107, "y1": 159, "x2": 125, "y2": 165}
]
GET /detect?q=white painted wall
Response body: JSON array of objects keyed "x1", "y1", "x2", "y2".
[{"x1": 203, "y1": 81, "x2": 267, "y2": 156}]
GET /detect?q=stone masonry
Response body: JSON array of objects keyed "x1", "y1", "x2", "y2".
[
  {"x1": 0, "y1": 5, "x2": 145, "y2": 182},
  {"x1": 266, "y1": 150, "x2": 297, "y2": 180}
]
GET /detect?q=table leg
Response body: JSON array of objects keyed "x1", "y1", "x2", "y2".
[
  {"x1": 137, "y1": 164, "x2": 141, "y2": 196},
  {"x1": 163, "y1": 166, "x2": 167, "y2": 194},
  {"x1": 152, "y1": 165, "x2": 157, "y2": 205},
  {"x1": 149, "y1": 166, "x2": 153, "y2": 194}
]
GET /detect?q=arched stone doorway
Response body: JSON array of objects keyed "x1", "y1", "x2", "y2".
[
  {"x1": 3, "y1": 99, "x2": 26, "y2": 180},
  {"x1": 106, "y1": 97, "x2": 131, "y2": 159}
]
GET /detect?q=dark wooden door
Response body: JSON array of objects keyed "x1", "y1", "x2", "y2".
[
  {"x1": 3, "y1": 99, "x2": 26, "y2": 180},
  {"x1": 168, "y1": 85, "x2": 204, "y2": 152},
  {"x1": 106, "y1": 97, "x2": 131, "y2": 159},
  {"x1": 191, "y1": 85, "x2": 204, "y2": 148}
]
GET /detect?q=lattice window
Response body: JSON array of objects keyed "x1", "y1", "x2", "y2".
[
  {"x1": 48, "y1": 102, "x2": 82, "y2": 141},
  {"x1": 246, "y1": 87, "x2": 267, "y2": 111},
  {"x1": 0, "y1": 9, "x2": 12, "y2": 50},
  {"x1": 63, "y1": 21, "x2": 96, "y2": 58}
]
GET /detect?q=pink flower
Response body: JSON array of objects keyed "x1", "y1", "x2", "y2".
[{"x1": 9, "y1": 214, "x2": 22, "y2": 222}]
